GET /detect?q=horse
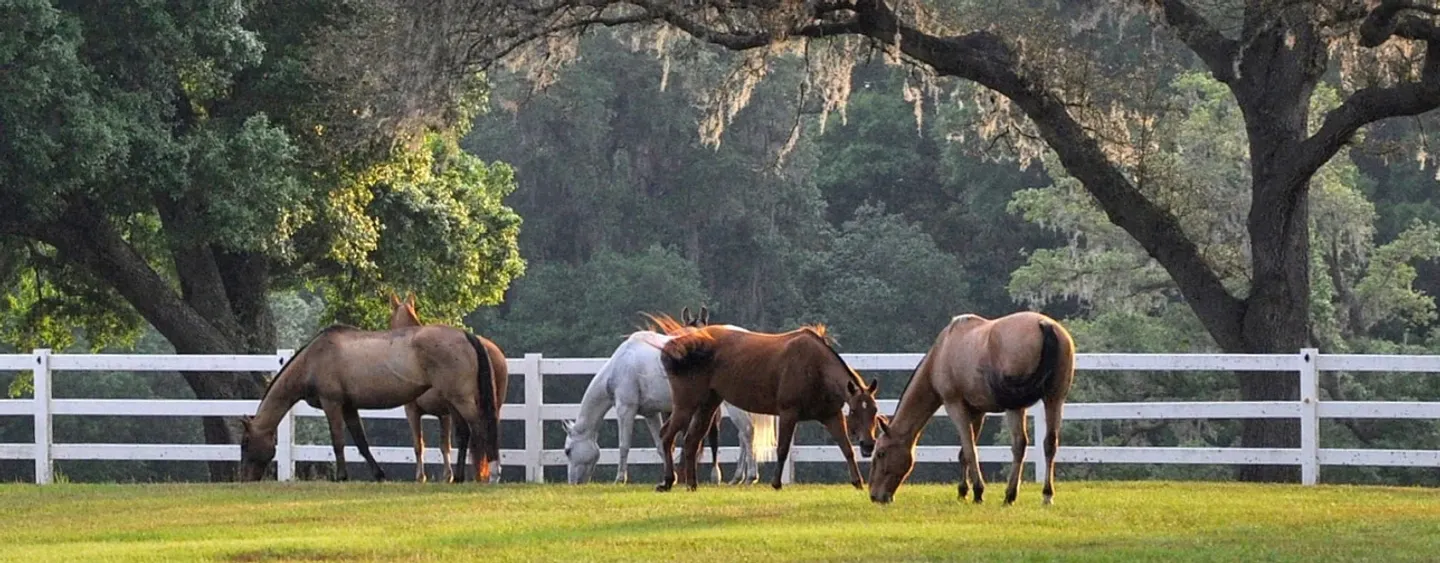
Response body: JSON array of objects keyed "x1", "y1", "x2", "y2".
[
  {"x1": 650, "y1": 315, "x2": 881, "y2": 492},
  {"x1": 238, "y1": 323, "x2": 500, "y2": 483},
  {"x1": 868, "y1": 311, "x2": 1075, "y2": 505},
  {"x1": 388, "y1": 293, "x2": 509, "y2": 483},
  {"x1": 562, "y1": 307, "x2": 777, "y2": 485}
]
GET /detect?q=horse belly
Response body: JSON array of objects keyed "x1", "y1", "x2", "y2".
[{"x1": 711, "y1": 376, "x2": 778, "y2": 416}]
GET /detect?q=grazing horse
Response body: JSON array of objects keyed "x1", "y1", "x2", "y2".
[
  {"x1": 651, "y1": 316, "x2": 881, "y2": 492},
  {"x1": 238, "y1": 323, "x2": 500, "y2": 482},
  {"x1": 868, "y1": 312, "x2": 1075, "y2": 505},
  {"x1": 389, "y1": 293, "x2": 509, "y2": 483},
  {"x1": 563, "y1": 307, "x2": 777, "y2": 485}
]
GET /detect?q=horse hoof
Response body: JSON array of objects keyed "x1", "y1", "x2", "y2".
[
  {"x1": 851, "y1": 480, "x2": 863, "y2": 490},
  {"x1": 771, "y1": 482, "x2": 783, "y2": 491},
  {"x1": 655, "y1": 483, "x2": 672, "y2": 492}
]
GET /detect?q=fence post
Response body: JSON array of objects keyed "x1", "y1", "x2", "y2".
[
  {"x1": 524, "y1": 353, "x2": 544, "y2": 483},
  {"x1": 274, "y1": 349, "x2": 296, "y2": 482},
  {"x1": 32, "y1": 349, "x2": 52, "y2": 485},
  {"x1": 1299, "y1": 348, "x2": 1319, "y2": 486},
  {"x1": 1031, "y1": 409, "x2": 1047, "y2": 483}
]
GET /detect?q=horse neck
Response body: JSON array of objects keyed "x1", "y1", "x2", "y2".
[
  {"x1": 573, "y1": 368, "x2": 617, "y2": 438},
  {"x1": 890, "y1": 357, "x2": 944, "y2": 447},
  {"x1": 252, "y1": 359, "x2": 304, "y2": 431}
]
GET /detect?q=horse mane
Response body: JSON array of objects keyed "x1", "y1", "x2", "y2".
[
  {"x1": 640, "y1": 312, "x2": 698, "y2": 336},
  {"x1": 260, "y1": 324, "x2": 358, "y2": 403}
]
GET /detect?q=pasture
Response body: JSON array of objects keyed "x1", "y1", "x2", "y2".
[{"x1": 0, "y1": 481, "x2": 1436, "y2": 562}]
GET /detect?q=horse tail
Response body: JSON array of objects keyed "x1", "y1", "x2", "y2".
[
  {"x1": 660, "y1": 332, "x2": 716, "y2": 375},
  {"x1": 987, "y1": 320, "x2": 1062, "y2": 411},
  {"x1": 749, "y1": 413, "x2": 778, "y2": 463},
  {"x1": 465, "y1": 332, "x2": 500, "y2": 466}
]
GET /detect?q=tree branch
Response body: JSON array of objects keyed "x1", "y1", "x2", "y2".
[
  {"x1": 847, "y1": 0, "x2": 1247, "y2": 348},
  {"x1": 1152, "y1": 0, "x2": 1240, "y2": 83}
]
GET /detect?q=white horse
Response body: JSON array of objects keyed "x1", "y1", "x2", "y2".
[{"x1": 563, "y1": 328, "x2": 777, "y2": 485}]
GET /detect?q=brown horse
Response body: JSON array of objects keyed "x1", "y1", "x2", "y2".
[
  {"x1": 650, "y1": 315, "x2": 880, "y2": 492},
  {"x1": 868, "y1": 311, "x2": 1075, "y2": 505},
  {"x1": 238, "y1": 322, "x2": 500, "y2": 482},
  {"x1": 389, "y1": 293, "x2": 509, "y2": 484}
]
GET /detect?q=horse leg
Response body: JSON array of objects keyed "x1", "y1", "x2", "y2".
[
  {"x1": 957, "y1": 410, "x2": 986, "y2": 501},
  {"x1": 946, "y1": 402, "x2": 984, "y2": 504},
  {"x1": 708, "y1": 409, "x2": 722, "y2": 484},
  {"x1": 1042, "y1": 397, "x2": 1064, "y2": 505},
  {"x1": 453, "y1": 423, "x2": 471, "y2": 483},
  {"x1": 405, "y1": 404, "x2": 427, "y2": 483},
  {"x1": 681, "y1": 394, "x2": 724, "y2": 491},
  {"x1": 615, "y1": 404, "x2": 639, "y2": 484},
  {"x1": 770, "y1": 410, "x2": 800, "y2": 490},
  {"x1": 655, "y1": 408, "x2": 689, "y2": 492},
  {"x1": 449, "y1": 401, "x2": 489, "y2": 484},
  {"x1": 439, "y1": 414, "x2": 455, "y2": 483},
  {"x1": 727, "y1": 405, "x2": 755, "y2": 485},
  {"x1": 1003, "y1": 409, "x2": 1028, "y2": 505},
  {"x1": 342, "y1": 407, "x2": 386, "y2": 481},
  {"x1": 820, "y1": 413, "x2": 864, "y2": 489},
  {"x1": 322, "y1": 402, "x2": 349, "y2": 481}
]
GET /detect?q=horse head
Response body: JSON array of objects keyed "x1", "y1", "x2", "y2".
[
  {"x1": 845, "y1": 377, "x2": 881, "y2": 457},
  {"x1": 867, "y1": 415, "x2": 913, "y2": 504},
  {"x1": 238, "y1": 415, "x2": 277, "y2": 482},
  {"x1": 388, "y1": 292, "x2": 421, "y2": 329},
  {"x1": 562, "y1": 419, "x2": 600, "y2": 484}
]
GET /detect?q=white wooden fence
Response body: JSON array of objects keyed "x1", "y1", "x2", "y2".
[{"x1": 1, "y1": 349, "x2": 1438, "y2": 485}]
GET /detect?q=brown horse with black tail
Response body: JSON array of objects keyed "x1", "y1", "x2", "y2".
[
  {"x1": 389, "y1": 293, "x2": 509, "y2": 483},
  {"x1": 649, "y1": 315, "x2": 880, "y2": 492},
  {"x1": 239, "y1": 321, "x2": 500, "y2": 483},
  {"x1": 868, "y1": 311, "x2": 1075, "y2": 505}
]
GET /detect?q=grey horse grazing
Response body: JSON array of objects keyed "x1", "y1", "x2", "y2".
[{"x1": 563, "y1": 309, "x2": 777, "y2": 485}]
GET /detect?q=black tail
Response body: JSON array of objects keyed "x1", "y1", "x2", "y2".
[
  {"x1": 987, "y1": 321, "x2": 1062, "y2": 411},
  {"x1": 464, "y1": 333, "x2": 500, "y2": 465},
  {"x1": 660, "y1": 333, "x2": 716, "y2": 375}
]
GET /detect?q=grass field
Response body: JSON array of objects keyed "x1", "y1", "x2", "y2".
[{"x1": 0, "y1": 480, "x2": 1437, "y2": 562}]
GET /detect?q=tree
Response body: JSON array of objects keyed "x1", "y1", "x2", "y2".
[
  {"x1": 435, "y1": 0, "x2": 1440, "y2": 481},
  {"x1": 0, "y1": 1, "x2": 523, "y2": 479}
]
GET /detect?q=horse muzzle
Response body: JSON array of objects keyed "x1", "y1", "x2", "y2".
[
  {"x1": 859, "y1": 441, "x2": 874, "y2": 457},
  {"x1": 870, "y1": 491, "x2": 893, "y2": 504}
]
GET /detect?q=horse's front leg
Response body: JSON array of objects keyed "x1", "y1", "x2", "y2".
[
  {"x1": 1003, "y1": 409, "x2": 1028, "y2": 505},
  {"x1": 946, "y1": 402, "x2": 984, "y2": 503},
  {"x1": 322, "y1": 402, "x2": 349, "y2": 481},
  {"x1": 614, "y1": 404, "x2": 639, "y2": 484},
  {"x1": 820, "y1": 413, "x2": 864, "y2": 489},
  {"x1": 957, "y1": 410, "x2": 985, "y2": 501},
  {"x1": 439, "y1": 414, "x2": 455, "y2": 483},
  {"x1": 404, "y1": 404, "x2": 427, "y2": 483},
  {"x1": 770, "y1": 410, "x2": 800, "y2": 490},
  {"x1": 342, "y1": 407, "x2": 386, "y2": 481}
]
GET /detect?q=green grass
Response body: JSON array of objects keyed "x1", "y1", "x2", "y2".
[{"x1": 0, "y1": 480, "x2": 1436, "y2": 562}]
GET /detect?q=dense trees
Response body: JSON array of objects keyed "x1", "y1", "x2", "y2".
[{"x1": 0, "y1": 1, "x2": 522, "y2": 479}]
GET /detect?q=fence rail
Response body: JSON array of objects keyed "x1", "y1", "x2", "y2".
[{"x1": 2, "y1": 348, "x2": 1439, "y2": 485}]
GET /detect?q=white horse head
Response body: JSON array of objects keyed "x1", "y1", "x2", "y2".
[{"x1": 562, "y1": 419, "x2": 600, "y2": 484}]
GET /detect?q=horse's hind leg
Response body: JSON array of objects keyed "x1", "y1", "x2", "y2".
[
  {"x1": 405, "y1": 404, "x2": 427, "y2": 483},
  {"x1": 1003, "y1": 409, "x2": 1028, "y2": 505},
  {"x1": 655, "y1": 407, "x2": 690, "y2": 492},
  {"x1": 321, "y1": 402, "x2": 349, "y2": 481},
  {"x1": 342, "y1": 407, "x2": 386, "y2": 481},
  {"x1": 707, "y1": 408, "x2": 722, "y2": 484},
  {"x1": 439, "y1": 414, "x2": 455, "y2": 483},
  {"x1": 946, "y1": 402, "x2": 985, "y2": 504},
  {"x1": 682, "y1": 394, "x2": 724, "y2": 491},
  {"x1": 820, "y1": 413, "x2": 864, "y2": 489},
  {"x1": 1042, "y1": 397, "x2": 1064, "y2": 505}
]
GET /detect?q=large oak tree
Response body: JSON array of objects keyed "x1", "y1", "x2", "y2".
[{"x1": 434, "y1": 0, "x2": 1440, "y2": 481}]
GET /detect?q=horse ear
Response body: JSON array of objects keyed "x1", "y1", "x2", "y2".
[
  {"x1": 847, "y1": 380, "x2": 859, "y2": 395},
  {"x1": 239, "y1": 416, "x2": 252, "y2": 431},
  {"x1": 869, "y1": 378, "x2": 880, "y2": 396},
  {"x1": 561, "y1": 420, "x2": 575, "y2": 434},
  {"x1": 406, "y1": 292, "x2": 416, "y2": 307},
  {"x1": 699, "y1": 306, "x2": 709, "y2": 325},
  {"x1": 681, "y1": 307, "x2": 692, "y2": 324},
  {"x1": 389, "y1": 293, "x2": 401, "y2": 307},
  {"x1": 877, "y1": 416, "x2": 891, "y2": 436}
]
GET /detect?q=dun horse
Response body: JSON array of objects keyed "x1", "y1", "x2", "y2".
[
  {"x1": 868, "y1": 311, "x2": 1075, "y2": 505},
  {"x1": 389, "y1": 293, "x2": 509, "y2": 483},
  {"x1": 238, "y1": 322, "x2": 500, "y2": 482},
  {"x1": 650, "y1": 315, "x2": 880, "y2": 491}
]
